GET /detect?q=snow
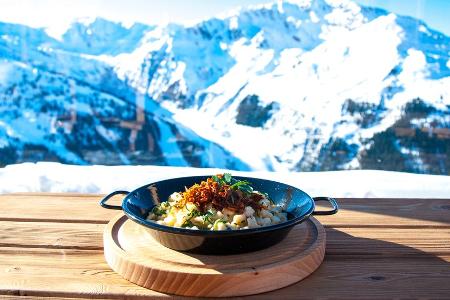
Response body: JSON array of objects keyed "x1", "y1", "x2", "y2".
[
  {"x1": 154, "y1": 5, "x2": 449, "y2": 172},
  {"x1": 0, "y1": 60, "x2": 20, "y2": 84},
  {"x1": 5, "y1": 114, "x2": 84, "y2": 164},
  {"x1": 0, "y1": 162, "x2": 448, "y2": 198},
  {"x1": 0, "y1": 1, "x2": 449, "y2": 173},
  {"x1": 161, "y1": 12, "x2": 408, "y2": 170},
  {"x1": 399, "y1": 49, "x2": 428, "y2": 81}
]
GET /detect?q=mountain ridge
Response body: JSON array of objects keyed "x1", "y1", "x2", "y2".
[{"x1": 0, "y1": 0, "x2": 448, "y2": 173}]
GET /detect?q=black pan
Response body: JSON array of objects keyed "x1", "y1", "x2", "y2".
[{"x1": 100, "y1": 175, "x2": 338, "y2": 254}]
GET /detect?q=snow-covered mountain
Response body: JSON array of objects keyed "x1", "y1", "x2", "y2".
[
  {"x1": 0, "y1": 0, "x2": 449, "y2": 174},
  {"x1": 0, "y1": 19, "x2": 250, "y2": 170}
]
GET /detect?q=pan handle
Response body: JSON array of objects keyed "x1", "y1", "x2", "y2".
[
  {"x1": 99, "y1": 190, "x2": 129, "y2": 210},
  {"x1": 312, "y1": 197, "x2": 339, "y2": 215}
]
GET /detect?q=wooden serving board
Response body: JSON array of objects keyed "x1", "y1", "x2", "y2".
[{"x1": 103, "y1": 214, "x2": 326, "y2": 297}]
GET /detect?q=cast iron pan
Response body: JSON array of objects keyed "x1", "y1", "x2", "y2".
[{"x1": 100, "y1": 175, "x2": 338, "y2": 254}]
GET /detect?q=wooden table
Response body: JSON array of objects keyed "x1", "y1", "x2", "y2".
[{"x1": 0, "y1": 193, "x2": 449, "y2": 299}]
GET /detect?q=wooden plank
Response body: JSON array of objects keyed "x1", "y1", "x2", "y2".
[
  {"x1": 2, "y1": 295, "x2": 106, "y2": 300},
  {"x1": 1, "y1": 221, "x2": 448, "y2": 258},
  {"x1": 326, "y1": 227, "x2": 450, "y2": 259},
  {"x1": 0, "y1": 248, "x2": 448, "y2": 299},
  {"x1": 0, "y1": 194, "x2": 448, "y2": 298},
  {"x1": 1, "y1": 194, "x2": 449, "y2": 227},
  {"x1": 0, "y1": 194, "x2": 120, "y2": 223},
  {"x1": 248, "y1": 256, "x2": 450, "y2": 299},
  {"x1": 0, "y1": 221, "x2": 104, "y2": 250},
  {"x1": 0, "y1": 223, "x2": 448, "y2": 297},
  {"x1": 0, "y1": 248, "x2": 168, "y2": 299},
  {"x1": 0, "y1": 296, "x2": 112, "y2": 300},
  {"x1": 315, "y1": 198, "x2": 450, "y2": 227}
]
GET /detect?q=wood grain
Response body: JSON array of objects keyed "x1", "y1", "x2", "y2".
[
  {"x1": 314, "y1": 198, "x2": 450, "y2": 227},
  {"x1": 0, "y1": 193, "x2": 121, "y2": 223},
  {"x1": 0, "y1": 221, "x2": 104, "y2": 250},
  {"x1": 0, "y1": 193, "x2": 449, "y2": 299},
  {"x1": 326, "y1": 227, "x2": 450, "y2": 259},
  {"x1": 246, "y1": 256, "x2": 450, "y2": 299},
  {"x1": 1, "y1": 221, "x2": 448, "y2": 258},
  {"x1": 0, "y1": 249, "x2": 448, "y2": 299},
  {"x1": 0, "y1": 296, "x2": 114, "y2": 300},
  {"x1": 103, "y1": 214, "x2": 326, "y2": 297},
  {"x1": 2, "y1": 193, "x2": 448, "y2": 226},
  {"x1": 0, "y1": 248, "x2": 167, "y2": 298}
]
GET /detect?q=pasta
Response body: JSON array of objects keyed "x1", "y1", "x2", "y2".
[{"x1": 147, "y1": 174, "x2": 288, "y2": 230}]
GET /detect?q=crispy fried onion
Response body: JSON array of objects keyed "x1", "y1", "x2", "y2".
[{"x1": 177, "y1": 176, "x2": 262, "y2": 213}]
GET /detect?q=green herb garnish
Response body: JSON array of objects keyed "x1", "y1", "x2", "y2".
[
  {"x1": 182, "y1": 220, "x2": 194, "y2": 228},
  {"x1": 230, "y1": 179, "x2": 253, "y2": 195},
  {"x1": 202, "y1": 211, "x2": 214, "y2": 224},
  {"x1": 212, "y1": 175, "x2": 221, "y2": 185},
  {"x1": 152, "y1": 206, "x2": 166, "y2": 216},
  {"x1": 223, "y1": 173, "x2": 232, "y2": 184},
  {"x1": 181, "y1": 209, "x2": 203, "y2": 227},
  {"x1": 212, "y1": 218, "x2": 227, "y2": 230},
  {"x1": 213, "y1": 173, "x2": 255, "y2": 195}
]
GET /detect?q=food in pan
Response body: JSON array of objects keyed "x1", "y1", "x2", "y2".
[{"x1": 147, "y1": 174, "x2": 288, "y2": 230}]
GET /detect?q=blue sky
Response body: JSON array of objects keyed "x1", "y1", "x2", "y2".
[{"x1": 0, "y1": 0, "x2": 449, "y2": 36}]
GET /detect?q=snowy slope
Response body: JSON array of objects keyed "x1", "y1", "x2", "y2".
[
  {"x1": 0, "y1": 0, "x2": 449, "y2": 174},
  {"x1": 0, "y1": 20, "x2": 249, "y2": 170},
  {"x1": 106, "y1": 0, "x2": 449, "y2": 173},
  {"x1": 1, "y1": 162, "x2": 449, "y2": 198},
  {"x1": 173, "y1": 14, "x2": 449, "y2": 171}
]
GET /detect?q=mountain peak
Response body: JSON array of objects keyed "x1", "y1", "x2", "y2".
[
  {"x1": 0, "y1": 1, "x2": 448, "y2": 174},
  {"x1": 56, "y1": 17, "x2": 153, "y2": 55}
]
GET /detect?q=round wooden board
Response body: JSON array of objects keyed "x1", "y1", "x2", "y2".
[{"x1": 103, "y1": 214, "x2": 326, "y2": 297}]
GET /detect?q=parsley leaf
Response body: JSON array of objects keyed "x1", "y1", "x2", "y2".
[
  {"x1": 229, "y1": 180, "x2": 253, "y2": 194},
  {"x1": 202, "y1": 211, "x2": 214, "y2": 224},
  {"x1": 239, "y1": 185, "x2": 254, "y2": 194},
  {"x1": 223, "y1": 173, "x2": 232, "y2": 184},
  {"x1": 182, "y1": 209, "x2": 204, "y2": 227}
]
